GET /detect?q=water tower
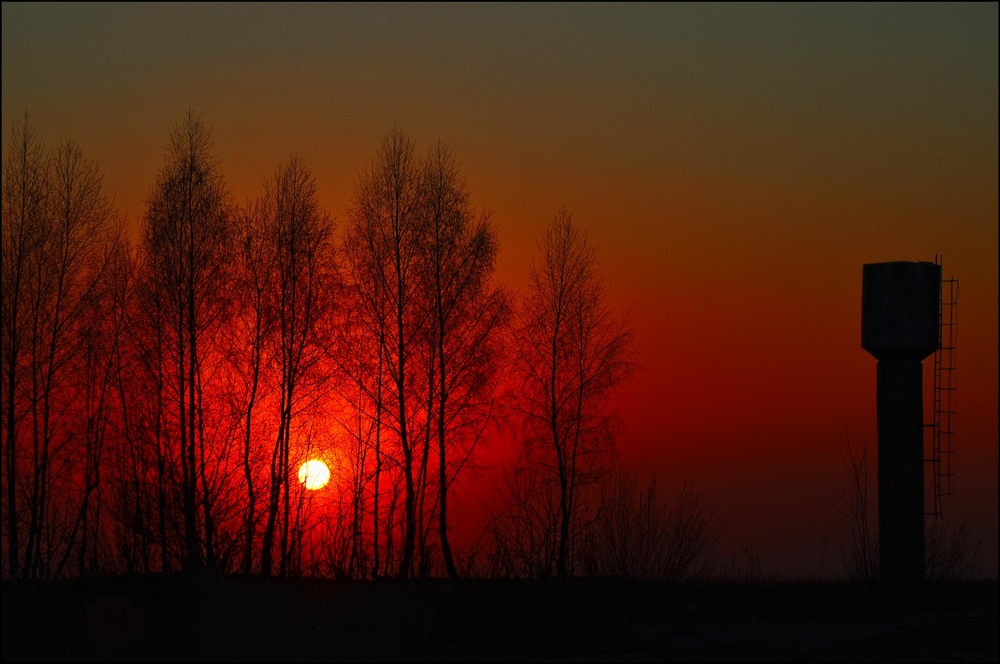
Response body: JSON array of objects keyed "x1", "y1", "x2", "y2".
[{"x1": 861, "y1": 260, "x2": 940, "y2": 587}]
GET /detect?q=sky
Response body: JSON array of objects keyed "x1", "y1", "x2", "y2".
[{"x1": 3, "y1": 2, "x2": 997, "y2": 577}]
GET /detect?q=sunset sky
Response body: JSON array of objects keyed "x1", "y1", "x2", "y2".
[{"x1": 3, "y1": 2, "x2": 996, "y2": 576}]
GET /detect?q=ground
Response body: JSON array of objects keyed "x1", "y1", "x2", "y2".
[{"x1": 2, "y1": 574, "x2": 997, "y2": 662}]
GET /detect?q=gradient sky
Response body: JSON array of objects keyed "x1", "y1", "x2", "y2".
[{"x1": 4, "y1": 2, "x2": 997, "y2": 577}]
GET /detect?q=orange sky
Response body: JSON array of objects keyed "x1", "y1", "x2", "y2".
[{"x1": 3, "y1": 3, "x2": 997, "y2": 576}]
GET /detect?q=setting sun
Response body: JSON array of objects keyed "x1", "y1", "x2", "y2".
[{"x1": 298, "y1": 460, "x2": 330, "y2": 491}]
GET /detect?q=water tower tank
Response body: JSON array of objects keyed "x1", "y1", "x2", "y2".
[{"x1": 862, "y1": 261, "x2": 940, "y2": 360}]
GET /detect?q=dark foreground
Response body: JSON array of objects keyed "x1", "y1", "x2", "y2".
[{"x1": 2, "y1": 574, "x2": 997, "y2": 662}]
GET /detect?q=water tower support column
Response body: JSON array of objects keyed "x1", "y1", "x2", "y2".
[{"x1": 876, "y1": 358, "x2": 925, "y2": 586}]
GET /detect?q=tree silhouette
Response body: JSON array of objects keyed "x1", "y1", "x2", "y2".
[
  {"x1": 140, "y1": 111, "x2": 233, "y2": 571},
  {"x1": 44, "y1": 140, "x2": 118, "y2": 578},
  {"x1": 516, "y1": 209, "x2": 635, "y2": 577},
  {"x1": 255, "y1": 156, "x2": 336, "y2": 577},
  {"x1": 343, "y1": 129, "x2": 427, "y2": 579},
  {"x1": 2, "y1": 114, "x2": 117, "y2": 580},
  {"x1": 0, "y1": 116, "x2": 689, "y2": 585},
  {"x1": 419, "y1": 141, "x2": 509, "y2": 578},
  {"x1": 594, "y1": 469, "x2": 718, "y2": 581},
  {"x1": 1, "y1": 113, "x2": 47, "y2": 582},
  {"x1": 330, "y1": 275, "x2": 390, "y2": 578},
  {"x1": 65, "y1": 221, "x2": 132, "y2": 577},
  {"x1": 836, "y1": 437, "x2": 879, "y2": 584},
  {"x1": 231, "y1": 190, "x2": 277, "y2": 574}
]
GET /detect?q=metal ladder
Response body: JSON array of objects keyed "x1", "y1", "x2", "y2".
[{"x1": 927, "y1": 258, "x2": 959, "y2": 517}]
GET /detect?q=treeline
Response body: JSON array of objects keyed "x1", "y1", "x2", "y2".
[{"x1": 1, "y1": 112, "x2": 716, "y2": 582}]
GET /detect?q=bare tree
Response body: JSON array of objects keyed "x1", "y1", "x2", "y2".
[
  {"x1": 231, "y1": 199, "x2": 275, "y2": 574},
  {"x1": 36, "y1": 139, "x2": 116, "y2": 578},
  {"x1": 127, "y1": 242, "x2": 177, "y2": 573},
  {"x1": 419, "y1": 141, "x2": 509, "y2": 578},
  {"x1": 253, "y1": 156, "x2": 336, "y2": 577},
  {"x1": 1, "y1": 118, "x2": 116, "y2": 580},
  {"x1": 141, "y1": 111, "x2": 232, "y2": 571},
  {"x1": 1, "y1": 113, "x2": 49, "y2": 582},
  {"x1": 836, "y1": 437, "x2": 879, "y2": 584},
  {"x1": 343, "y1": 129, "x2": 426, "y2": 579},
  {"x1": 484, "y1": 456, "x2": 561, "y2": 578},
  {"x1": 593, "y1": 468, "x2": 718, "y2": 581},
  {"x1": 328, "y1": 300, "x2": 393, "y2": 579},
  {"x1": 59, "y1": 222, "x2": 132, "y2": 577},
  {"x1": 925, "y1": 517, "x2": 982, "y2": 581},
  {"x1": 329, "y1": 292, "x2": 392, "y2": 578},
  {"x1": 516, "y1": 209, "x2": 635, "y2": 577}
]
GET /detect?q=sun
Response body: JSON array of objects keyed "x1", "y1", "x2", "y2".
[{"x1": 297, "y1": 459, "x2": 330, "y2": 490}]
